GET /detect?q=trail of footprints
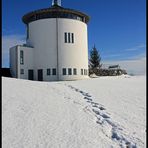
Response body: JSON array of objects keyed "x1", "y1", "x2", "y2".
[{"x1": 67, "y1": 85, "x2": 137, "y2": 148}]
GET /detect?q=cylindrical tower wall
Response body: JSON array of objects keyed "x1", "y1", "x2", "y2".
[
  {"x1": 27, "y1": 18, "x2": 88, "y2": 81},
  {"x1": 58, "y1": 18, "x2": 89, "y2": 80},
  {"x1": 28, "y1": 19, "x2": 58, "y2": 81}
]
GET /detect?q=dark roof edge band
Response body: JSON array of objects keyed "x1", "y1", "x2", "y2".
[{"x1": 22, "y1": 7, "x2": 90, "y2": 24}]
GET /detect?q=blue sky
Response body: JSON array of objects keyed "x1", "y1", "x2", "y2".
[{"x1": 2, "y1": 0, "x2": 146, "y2": 75}]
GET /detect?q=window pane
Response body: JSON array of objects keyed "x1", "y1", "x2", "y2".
[
  {"x1": 68, "y1": 68, "x2": 72, "y2": 75},
  {"x1": 52, "y1": 69, "x2": 56, "y2": 75},
  {"x1": 47, "y1": 69, "x2": 51, "y2": 75},
  {"x1": 77, "y1": 16, "x2": 81, "y2": 20},
  {"x1": 20, "y1": 69, "x2": 24, "y2": 74},
  {"x1": 63, "y1": 68, "x2": 66, "y2": 75},
  {"x1": 68, "y1": 33, "x2": 71, "y2": 43},
  {"x1": 20, "y1": 50, "x2": 24, "y2": 64},
  {"x1": 85, "y1": 69, "x2": 87, "y2": 75},
  {"x1": 72, "y1": 33, "x2": 74, "y2": 43},
  {"x1": 84, "y1": 69, "x2": 87, "y2": 75},
  {"x1": 64, "y1": 32, "x2": 67, "y2": 43},
  {"x1": 81, "y1": 69, "x2": 83, "y2": 75},
  {"x1": 73, "y1": 68, "x2": 77, "y2": 75}
]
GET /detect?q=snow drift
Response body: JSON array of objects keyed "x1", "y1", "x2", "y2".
[{"x1": 2, "y1": 75, "x2": 146, "y2": 148}]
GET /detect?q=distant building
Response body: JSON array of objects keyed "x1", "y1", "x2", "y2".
[
  {"x1": 108, "y1": 65, "x2": 120, "y2": 69},
  {"x1": 10, "y1": 0, "x2": 90, "y2": 81}
]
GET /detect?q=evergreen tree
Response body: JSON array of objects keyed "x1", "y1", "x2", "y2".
[{"x1": 89, "y1": 45, "x2": 102, "y2": 70}]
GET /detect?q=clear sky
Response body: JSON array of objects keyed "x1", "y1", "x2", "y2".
[{"x1": 2, "y1": 0, "x2": 146, "y2": 75}]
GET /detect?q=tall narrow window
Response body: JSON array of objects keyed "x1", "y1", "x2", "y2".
[
  {"x1": 20, "y1": 69, "x2": 24, "y2": 74},
  {"x1": 84, "y1": 69, "x2": 87, "y2": 75},
  {"x1": 68, "y1": 33, "x2": 71, "y2": 43},
  {"x1": 81, "y1": 69, "x2": 83, "y2": 75},
  {"x1": 52, "y1": 68, "x2": 56, "y2": 75},
  {"x1": 72, "y1": 33, "x2": 74, "y2": 43},
  {"x1": 63, "y1": 68, "x2": 66, "y2": 75},
  {"x1": 73, "y1": 68, "x2": 77, "y2": 75},
  {"x1": 20, "y1": 50, "x2": 24, "y2": 64},
  {"x1": 85, "y1": 69, "x2": 88, "y2": 75},
  {"x1": 64, "y1": 32, "x2": 67, "y2": 43},
  {"x1": 47, "y1": 69, "x2": 51, "y2": 75},
  {"x1": 68, "y1": 68, "x2": 72, "y2": 75}
]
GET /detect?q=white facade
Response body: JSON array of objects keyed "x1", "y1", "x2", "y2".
[
  {"x1": 10, "y1": 45, "x2": 34, "y2": 79},
  {"x1": 10, "y1": 4, "x2": 89, "y2": 81}
]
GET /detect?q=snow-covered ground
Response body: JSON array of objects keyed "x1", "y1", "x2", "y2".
[{"x1": 2, "y1": 75, "x2": 146, "y2": 148}]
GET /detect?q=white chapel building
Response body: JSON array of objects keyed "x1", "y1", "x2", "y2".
[{"x1": 10, "y1": 0, "x2": 90, "y2": 81}]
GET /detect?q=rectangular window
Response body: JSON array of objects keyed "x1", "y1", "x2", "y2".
[
  {"x1": 72, "y1": 33, "x2": 74, "y2": 43},
  {"x1": 64, "y1": 32, "x2": 67, "y2": 43},
  {"x1": 28, "y1": 70, "x2": 34, "y2": 80},
  {"x1": 77, "y1": 16, "x2": 81, "y2": 21},
  {"x1": 52, "y1": 68, "x2": 56, "y2": 75},
  {"x1": 64, "y1": 32, "x2": 74, "y2": 44},
  {"x1": 84, "y1": 69, "x2": 86, "y2": 75},
  {"x1": 63, "y1": 68, "x2": 66, "y2": 75},
  {"x1": 85, "y1": 69, "x2": 88, "y2": 75},
  {"x1": 73, "y1": 68, "x2": 77, "y2": 75},
  {"x1": 83, "y1": 17, "x2": 86, "y2": 22},
  {"x1": 20, "y1": 50, "x2": 24, "y2": 64},
  {"x1": 68, "y1": 33, "x2": 71, "y2": 43},
  {"x1": 84, "y1": 69, "x2": 87, "y2": 75},
  {"x1": 20, "y1": 69, "x2": 24, "y2": 74},
  {"x1": 68, "y1": 68, "x2": 72, "y2": 75},
  {"x1": 47, "y1": 69, "x2": 51, "y2": 75},
  {"x1": 81, "y1": 69, "x2": 83, "y2": 75}
]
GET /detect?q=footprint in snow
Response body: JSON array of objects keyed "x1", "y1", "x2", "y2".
[
  {"x1": 92, "y1": 108, "x2": 100, "y2": 115},
  {"x1": 91, "y1": 102, "x2": 99, "y2": 105},
  {"x1": 79, "y1": 90, "x2": 84, "y2": 94},
  {"x1": 111, "y1": 130, "x2": 137, "y2": 148},
  {"x1": 101, "y1": 114, "x2": 110, "y2": 119},
  {"x1": 93, "y1": 108, "x2": 110, "y2": 119},
  {"x1": 111, "y1": 130, "x2": 121, "y2": 141},
  {"x1": 92, "y1": 105, "x2": 106, "y2": 111},
  {"x1": 99, "y1": 106, "x2": 106, "y2": 110},
  {"x1": 75, "y1": 89, "x2": 79, "y2": 92},
  {"x1": 79, "y1": 90, "x2": 91, "y2": 97},
  {"x1": 84, "y1": 97, "x2": 92, "y2": 101},
  {"x1": 67, "y1": 85, "x2": 137, "y2": 148},
  {"x1": 96, "y1": 116, "x2": 105, "y2": 125},
  {"x1": 87, "y1": 100, "x2": 92, "y2": 103},
  {"x1": 91, "y1": 102, "x2": 105, "y2": 107},
  {"x1": 82, "y1": 93, "x2": 92, "y2": 97}
]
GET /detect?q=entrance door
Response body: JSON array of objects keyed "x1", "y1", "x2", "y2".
[
  {"x1": 38, "y1": 69, "x2": 43, "y2": 81},
  {"x1": 28, "y1": 70, "x2": 34, "y2": 80}
]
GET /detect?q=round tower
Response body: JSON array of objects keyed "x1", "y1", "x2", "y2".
[{"x1": 22, "y1": 1, "x2": 90, "y2": 81}]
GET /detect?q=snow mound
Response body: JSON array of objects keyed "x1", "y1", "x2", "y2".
[{"x1": 89, "y1": 73, "x2": 99, "y2": 78}]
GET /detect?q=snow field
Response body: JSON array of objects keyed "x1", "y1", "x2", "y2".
[{"x1": 2, "y1": 75, "x2": 146, "y2": 148}]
